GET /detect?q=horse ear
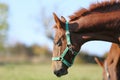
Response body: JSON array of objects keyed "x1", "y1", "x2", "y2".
[
  {"x1": 61, "y1": 16, "x2": 66, "y2": 22},
  {"x1": 53, "y1": 13, "x2": 63, "y2": 29},
  {"x1": 94, "y1": 57, "x2": 104, "y2": 68}
]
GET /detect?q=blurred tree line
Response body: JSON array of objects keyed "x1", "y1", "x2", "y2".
[
  {"x1": 76, "y1": 51, "x2": 106, "y2": 64},
  {"x1": 0, "y1": 42, "x2": 106, "y2": 64},
  {"x1": 0, "y1": 43, "x2": 52, "y2": 64}
]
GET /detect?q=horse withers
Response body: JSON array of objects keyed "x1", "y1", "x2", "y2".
[
  {"x1": 95, "y1": 43, "x2": 120, "y2": 80},
  {"x1": 52, "y1": 0, "x2": 120, "y2": 77}
]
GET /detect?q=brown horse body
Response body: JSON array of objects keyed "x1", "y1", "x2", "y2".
[
  {"x1": 52, "y1": 0, "x2": 120, "y2": 77},
  {"x1": 95, "y1": 43, "x2": 120, "y2": 80}
]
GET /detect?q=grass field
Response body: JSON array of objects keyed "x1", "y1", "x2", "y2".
[{"x1": 0, "y1": 64, "x2": 102, "y2": 80}]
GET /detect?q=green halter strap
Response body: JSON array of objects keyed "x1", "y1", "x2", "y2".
[{"x1": 52, "y1": 22, "x2": 79, "y2": 67}]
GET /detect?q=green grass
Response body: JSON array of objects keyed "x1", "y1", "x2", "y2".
[{"x1": 0, "y1": 64, "x2": 102, "y2": 80}]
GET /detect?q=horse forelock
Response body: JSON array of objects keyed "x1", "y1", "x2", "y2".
[{"x1": 69, "y1": 0, "x2": 120, "y2": 21}]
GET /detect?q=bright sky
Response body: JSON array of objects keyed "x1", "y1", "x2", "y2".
[{"x1": 1, "y1": 0, "x2": 112, "y2": 56}]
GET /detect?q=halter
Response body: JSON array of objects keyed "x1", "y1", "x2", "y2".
[{"x1": 52, "y1": 22, "x2": 79, "y2": 67}]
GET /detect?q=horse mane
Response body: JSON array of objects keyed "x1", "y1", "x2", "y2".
[{"x1": 69, "y1": 0, "x2": 120, "y2": 21}]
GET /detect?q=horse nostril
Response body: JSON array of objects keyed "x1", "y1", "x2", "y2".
[
  {"x1": 54, "y1": 71, "x2": 57, "y2": 75},
  {"x1": 54, "y1": 71, "x2": 61, "y2": 77}
]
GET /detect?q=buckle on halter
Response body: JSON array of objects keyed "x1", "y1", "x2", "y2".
[{"x1": 67, "y1": 45, "x2": 75, "y2": 55}]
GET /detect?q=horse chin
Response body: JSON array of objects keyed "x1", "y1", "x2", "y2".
[{"x1": 54, "y1": 68, "x2": 68, "y2": 77}]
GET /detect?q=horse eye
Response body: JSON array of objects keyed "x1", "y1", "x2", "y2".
[{"x1": 56, "y1": 39, "x2": 62, "y2": 46}]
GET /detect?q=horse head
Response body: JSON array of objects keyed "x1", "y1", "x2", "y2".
[
  {"x1": 52, "y1": 13, "x2": 82, "y2": 77},
  {"x1": 52, "y1": 0, "x2": 120, "y2": 77}
]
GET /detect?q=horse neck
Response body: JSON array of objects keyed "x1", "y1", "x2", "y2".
[{"x1": 70, "y1": 11, "x2": 120, "y2": 44}]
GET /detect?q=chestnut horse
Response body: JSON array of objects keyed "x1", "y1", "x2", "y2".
[
  {"x1": 95, "y1": 43, "x2": 120, "y2": 80},
  {"x1": 52, "y1": 0, "x2": 120, "y2": 77}
]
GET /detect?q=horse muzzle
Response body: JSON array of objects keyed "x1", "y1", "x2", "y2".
[{"x1": 54, "y1": 68, "x2": 68, "y2": 77}]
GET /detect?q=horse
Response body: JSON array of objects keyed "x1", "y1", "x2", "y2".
[
  {"x1": 95, "y1": 43, "x2": 120, "y2": 80},
  {"x1": 52, "y1": 0, "x2": 120, "y2": 77}
]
